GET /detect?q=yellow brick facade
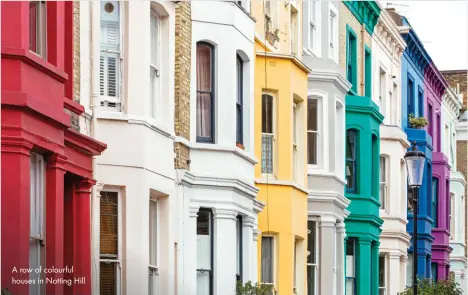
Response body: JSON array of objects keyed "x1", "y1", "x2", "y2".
[
  {"x1": 252, "y1": 2, "x2": 309, "y2": 294},
  {"x1": 338, "y1": 2, "x2": 372, "y2": 96}
]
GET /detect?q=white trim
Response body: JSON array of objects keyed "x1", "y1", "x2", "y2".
[
  {"x1": 306, "y1": 220, "x2": 318, "y2": 295},
  {"x1": 148, "y1": 197, "x2": 160, "y2": 295},
  {"x1": 308, "y1": 71, "x2": 352, "y2": 93},
  {"x1": 329, "y1": 5, "x2": 339, "y2": 63}
]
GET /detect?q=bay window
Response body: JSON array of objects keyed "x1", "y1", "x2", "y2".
[
  {"x1": 150, "y1": 9, "x2": 161, "y2": 118},
  {"x1": 30, "y1": 153, "x2": 45, "y2": 295},
  {"x1": 307, "y1": 98, "x2": 318, "y2": 166},
  {"x1": 307, "y1": 221, "x2": 318, "y2": 295},
  {"x1": 346, "y1": 130, "x2": 358, "y2": 193},
  {"x1": 100, "y1": 1, "x2": 122, "y2": 111},
  {"x1": 29, "y1": 1, "x2": 47, "y2": 58},
  {"x1": 197, "y1": 209, "x2": 213, "y2": 295},
  {"x1": 262, "y1": 94, "x2": 274, "y2": 174},
  {"x1": 149, "y1": 198, "x2": 159, "y2": 295},
  {"x1": 100, "y1": 191, "x2": 121, "y2": 295},
  {"x1": 196, "y1": 43, "x2": 215, "y2": 143}
]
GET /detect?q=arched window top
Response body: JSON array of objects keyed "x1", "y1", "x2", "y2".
[
  {"x1": 196, "y1": 42, "x2": 215, "y2": 143},
  {"x1": 151, "y1": 1, "x2": 169, "y2": 17},
  {"x1": 236, "y1": 49, "x2": 250, "y2": 62}
]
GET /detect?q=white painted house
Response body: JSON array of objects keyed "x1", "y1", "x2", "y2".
[
  {"x1": 79, "y1": 1, "x2": 177, "y2": 294},
  {"x1": 302, "y1": 1, "x2": 351, "y2": 294},
  {"x1": 443, "y1": 87, "x2": 466, "y2": 292},
  {"x1": 372, "y1": 6, "x2": 410, "y2": 295},
  {"x1": 175, "y1": 2, "x2": 263, "y2": 295}
]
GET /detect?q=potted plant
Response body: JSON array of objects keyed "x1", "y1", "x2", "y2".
[
  {"x1": 236, "y1": 281, "x2": 274, "y2": 295},
  {"x1": 401, "y1": 278, "x2": 462, "y2": 295},
  {"x1": 409, "y1": 113, "x2": 429, "y2": 129}
]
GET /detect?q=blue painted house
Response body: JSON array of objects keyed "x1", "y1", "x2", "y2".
[{"x1": 388, "y1": 9, "x2": 435, "y2": 281}]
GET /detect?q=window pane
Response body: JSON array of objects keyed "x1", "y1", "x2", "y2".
[
  {"x1": 261, "y1": 237, "x2": 273, "y2": 283},
  {"x1": 29, "y1": 239, "x2": 41, "y2": 295},
  {"x1": 196, "y1": 93, "x2": 212, "y2": 138},
  {"x1": 308, "y1": 99, "x2": 318, "y2": 131},
  {"x1": 237, "y1": 56, "x2": 243, "y2": 144},
  {"x1": 307, "y1": 265, "x2": 316, "y2": 295},
  {"x1": 346, "y1": 278, "x2": 355, "y2": 295},
  {"x1": 197, "y1": 210, "x2": 211, "y2": 270},
  {"x1": 307, "y1": 221, "x2": 316, "y2": 264},
  {"x1": 237, "y1": 57, "x2": 243, "y2": 104},
  {"x1": 262, "y1": 134, "x2": 274, "y2": 174},
  {"x1": 29, "y1": 2, "x2": 38, "y2": 52},
  {"x1": 100, "y1": 262, "x2": 117, "y2": 295},
  {"x1": 379, "y1": 256, "x2": 385, "y2": 287},
  {"x1": 308, "y1": 132, "x2": 318, "y2": 165},
  {"x1": 150, "y1": 12, "x2": 159, "y2": 66},
  {"x1": 197, "y1": 272, "x2": 210, "y2": 295},
  {"x1": 346, "y1": 161, "x2": 356, "y2": 191},
  {"x1": 236, "y1": 217, "x2": 242, "y2": 278},
  {"x1": 262, "y1": 95, "x2": 273, "y2": 133},
  {"x1": 432, "y1": 178, "x2": 438, "y2": 227},
  {"x1": 380, "y1": 157, "x2": 385, "y2": 181},
  {"x1": 149, "y1": 200, "x2": 158, "y2": 266},
  {"x1": 197, "y1": 44, "x2": 212, "y2": 92},
  {"x1": 100, "y1": 191, "x2": 118, "y2": 256},
  {"x1": 346, "y1": 130, "x2": 356, "y2": 160}
]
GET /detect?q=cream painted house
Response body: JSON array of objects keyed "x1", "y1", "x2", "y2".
[{"x1": 372, "y1": 5, "x2": 410, "y2": 295}]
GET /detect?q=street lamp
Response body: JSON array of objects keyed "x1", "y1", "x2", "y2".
[{"x1": 404, "y1": 141, "x2": 426, "y2": 295}]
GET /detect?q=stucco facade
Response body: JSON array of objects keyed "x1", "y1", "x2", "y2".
[
  {"x1": 79, "y1": 1, "x2": 179, "y2": 294},
  {"x1": 339, "y1": 2, "x2": 383, "y2": 295},
  {"x1": 372, "y1": 6, "x2": 410, "y2": 294},
  {"x1": 175, "y1": 2, "x2": 263, "y2": 295},
  {"x1": 302, "y1": 1, "x2": 351, "y2": 294},
  {"x1": 251, "y1": 1, "x2": 310, "y2": 294}
]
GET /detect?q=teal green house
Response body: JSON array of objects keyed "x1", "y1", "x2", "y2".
[{"x1": 341, "y1": 1, "x2": 383, "y2": 295}]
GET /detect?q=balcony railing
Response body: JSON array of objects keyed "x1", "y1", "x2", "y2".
[{"x1": 262, "y1": 133, "x2": 274, "y2": 174}]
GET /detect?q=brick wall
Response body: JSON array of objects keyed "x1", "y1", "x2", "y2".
[
  {"x1": 174, "y1": 2, "x2": 192, "y2": 170},
  {"x1": 442, "y1": 70, "x2": 467, "y2": 106},
  {"x1": 338, "y1": 2, "x2": 372, "y2": 97},
  {"x1": 70, "y1": 1, "x2": 80, "y2": 131},
  {"x1": 457, "y1": 140, "x2": 468, "y2": 256}
]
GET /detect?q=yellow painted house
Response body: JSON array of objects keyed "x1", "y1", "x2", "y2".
[{"x1": 251, "y1": 2, "x2": 310, "y2": 294}]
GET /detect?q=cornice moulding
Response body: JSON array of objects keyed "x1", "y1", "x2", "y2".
[{"x1": 308, "y1": 70, "x2": 352, "y2": 93}]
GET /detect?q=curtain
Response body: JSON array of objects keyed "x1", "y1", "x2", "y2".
[{"x1": 197, "y1": 44, "x2": 212, "y2": 138}]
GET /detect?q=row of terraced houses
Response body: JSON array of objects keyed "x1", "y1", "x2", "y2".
[{"x1": 2, "y1": 1, "x2": 468, "y2": 295}]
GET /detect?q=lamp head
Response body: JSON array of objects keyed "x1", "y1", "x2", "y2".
[{"x1": 405, "y1": 141, "x2": 426, "y2": 188}]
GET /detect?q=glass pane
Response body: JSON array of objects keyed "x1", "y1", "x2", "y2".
[
  {"x1": 307, "y1": 132, "x2": 318, "y2": 165},
  {"x1": 307, "y1": 265, "x2": 316, "y2": 295},
  {"x1": 307, "y1": 221, "x2": 316, "y2": 264},
  {"x1": 379, "y1": 256, "x2": 385, "y2": 287},
  {"x1": 262, "y1": 95, "x2": 273, "y2": 133},
  {"x1": 196, "y1": 271, "x2": 210, "y2": 295},
  {"x1": 237, "y1": 57, "x2": 243, "y2": 104},
  {"x1": 262, "y1": 134, "x2": 274, "y2": 174},
  {"x1": 379, "y1": 183, "x2": 386, "y2": 209},
  {"x1": 29, "y1": 2, "x2": 37, "y2": 52},
  {"x1": 196, "y1": 93, "x2": 212, "y2": 138},
  {"x1": 149, "y1": 200, "x2": 158, "y2": 265},
  {"x1": 196, "y1": 44, "x2": 212, "y2": 92},
  {"x1": 346, "y1": 130, "x2": 356, "y2": 159},
  {"x1": 236, "y1": 217, "x2": 242, "y2": 276},
  {"x1": 100, "y1": 262, "x2": 117, "y2": 295},
  {"x1": 29, "y1": 239, "x2": 40, "y2": 295},
  {"x1": 346, "y1": 161, "x2": 355, "y2": 191},
  {"x1": 100, "y1": 191, "x2": 118, "y2": 256},
  {"x1": 345, "y1": 278, "x2": 355, "y2": 295},
  {"x1": 380, "y1": 157, "x2": 385, "y2": 181},
  {"x1": 237, "y1": 106, "x2": 242, "y2": 144},
  {"x1": 261, "y1": 237, "x2": 273, "y2": 283},
  {"x1": 308, "y1": 99, "x2": 318, "y2": 131},
  {"x1": 150, "y1": 13, "x2": 159, "y2": 66},
  {"x1": 197, "y1": 210, "x2": 211, "y2": 270}
]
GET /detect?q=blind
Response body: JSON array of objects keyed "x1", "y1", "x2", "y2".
[{"x1": 100, "y1": 191, "x2": 118, "y2": 256}]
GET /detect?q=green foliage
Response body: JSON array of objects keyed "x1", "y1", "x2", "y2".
[
  {"x1": 1, "y1": 288, "x2": 12, "y2": 295},
  {"x1": 236, "y1": 281, "x2": 274, "y2": 295},
  {"x1": 401, "y1": 278, "x2": 462, "y2": 295},
  {"x1": 409, "y1": 113, "x2": 429, "y2": 129}
]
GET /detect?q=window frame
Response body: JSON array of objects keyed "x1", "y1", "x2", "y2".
[
  {"x1": 307, "y1": 96, "x2": 320, "y2": 167},
  {"x1": 29, "y1": 1, "x2": 47, "y2": 59},
  {"x1": 418, "y1": 87, "x2": 424, "y2": 117},
  {"x1": 346, "y1": 25, "x2": 358, "y2": 95},
  {"x1": 450, "y1": 193, "x2": 455, "y2": 240},
  {"x1": 150, "y1": 9, "x2": 161, "y2": 119},
  {"x1": 379, "y1": 67, "x2": 386, "y2": 119},
  {"x1": 261, "y1": 236, "x2": 276, "y2": 291},
  {"x1": 378, "y1": 254, "x2": 387, "y2": 295},
  {"x1": 407, "y1": 76, "x2": 415, "y2": 123},
  {"x1": 293, "y1": 101, "x2": 299, "y2": 182},
  {"x1": 307, "y1": 220, "x2": 318, "y2": 295},
  {"x1": 329, "y1": 8, "x2": 338, "y2": 62},
  {"x1": 432, "y1": 177, "x2": 438, "y2": 228},
  {"x1": 364, "y1": 46, "x2": 372, "y2": 98},
  {"x1": 379, "y1": 155, "x2": 388, "y2": 211},
  {"x1": 428, "y1": 103, "x2": 433, "y2": 136},
  {"x1": 261, "y1": 92, "x2": 276, "y2": 176},
  {"x1": 236, "y1": 215, "x2": 243, "y2": 283},
  {"x1": 196, "y1": 42, "x2": 216, "y2": 143},
  {"x1": 346, "y1": 129, "x2": 358, "y2": 194},
  {"x1": 149, "y1": 198, "x2": 160, "y2": 295},
  {"x1": 236, "y1": 55, "x2": 244, "y2": 146},
  {"x1": 346, "y1": 238, "x2": 356, "y2": 295},
  {"x1": 30, "y1": 153, "x2": 46, "y2": 295},
  {"x1": 305, "y1": 0, "x2": 321, "y2": 56},
  {"x1": 99, "y1": 189, "x2": 122, "y2": 295},
  {"x1": 196, "y1": 208, "x2": 214, "y2": 295}
]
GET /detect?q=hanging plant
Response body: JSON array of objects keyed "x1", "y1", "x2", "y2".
[
  {"x1": 409, "y1": 113, "x2": 429, "y2": 129},
  {"x1": 236, "y1": 281, "x2": 274, "y2": 295}
]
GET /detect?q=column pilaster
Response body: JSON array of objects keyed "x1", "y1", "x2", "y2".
[
  {"x1": 243, "y1": 216, "x2": 256, "y2": 283},
  {"x1": 357, "y1": 237, "x2": 372, "y2": 295},
  {"x1": 336, "y1": 222, "x2": 346, "y2": 295},
  {"x1": 184, "y1": 206, "x2": 199, "y2": 295},
  {"x1": 388, "y1": 252, "x2": 401, "y2": 294},
  {"x1": 45, "y1": 154, "x2": 67, "y2": 295},
  {"x1": 318, "y1": 216, "x2": 336, "y2": 295},
  {"x1": 371, "y1": 241, "x2": 380, "y2": 295}
]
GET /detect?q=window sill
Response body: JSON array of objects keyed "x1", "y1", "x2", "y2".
[{"x1": 191, "y1": 142, "x2": 257, "y2": 164}]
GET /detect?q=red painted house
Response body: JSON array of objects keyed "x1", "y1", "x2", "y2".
[{"x1": 1, "y1": 2, "x2": 106, "y2": 295}]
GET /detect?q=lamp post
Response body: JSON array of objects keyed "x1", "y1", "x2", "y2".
[{"x1": 404, "y1": 141, "x2": 426, "y2": 295}]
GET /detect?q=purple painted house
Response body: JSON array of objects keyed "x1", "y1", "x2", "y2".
[{"x1": 425, "y1": 62, "x2": 452, "y2": 280}]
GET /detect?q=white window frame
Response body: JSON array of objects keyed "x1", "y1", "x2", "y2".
[
  {"x1": 378, "y1": 254, "x2": 387, "y2": 295},
  {"x1": 30, "y1": 153, "x2": 45, "y2": 295},
  {"x1": 329, "y1": 6, "x2": 339, "y2": 62},
  {"x1": 290, "y1": 6, "x2": 299, "y2": 56},
  {"x1": 100, "y1": 1, "x2": 123, "y2": 111},
  {"x1": 261, "y1": 92, "x2": 276, "y2": 178},
  {"x1": 149, "y1": 198, "x2": 160, "y2": 295},
  {"x1": 379, "y1": 155, "x2": 388, "y2": 212},
  {"x1": 346, "y1": 238, "x2": 356, "y2": 295},
  {"x1": 305, "y1": 0, "x2": 321, "y2": 57},
  {"x1": 450, "y1": 193, "x2": 455, "y2": 240},
  {"x1": 261, "y1": 235, "x2": 277, "y2": 293},
  {"x1": 308, "y1": 96, "x2": 321, "y2": 169},
  {"x1": 99, "y1": 189, "x2": 122, "y2": 295},
  {"x1": 379, "y1": 67, "x2": 387, "y2": 122},
  {"x1": 150, "y1": 9, "x2": 161, "y2": 119},
  {"x1": 29, "y1": 1, "x2": 47, "y2": 59},
  {"x1": 307, "y1": 220, "x2": 318, "y2": 295},
  {"x1": 293, "y1": 239, "x2": 298, "y2": 294}
]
